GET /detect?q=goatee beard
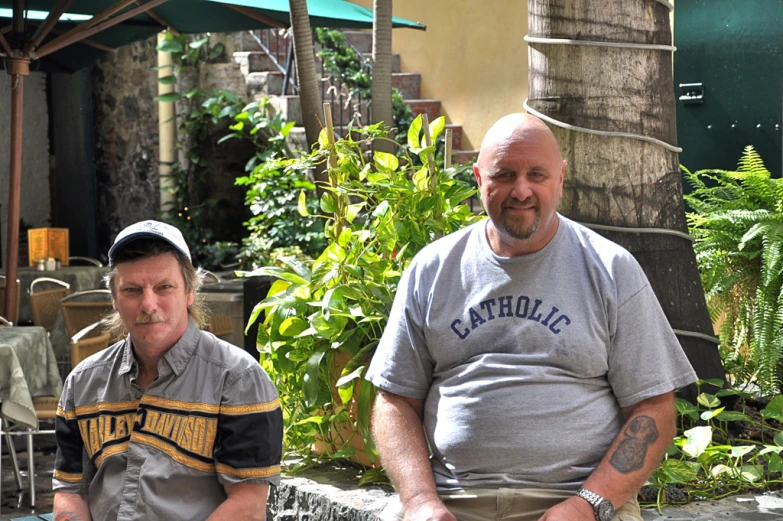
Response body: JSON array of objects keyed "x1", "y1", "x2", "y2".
[{"x1": 500, "y1": 199, "x2": 540, "y2": 240}]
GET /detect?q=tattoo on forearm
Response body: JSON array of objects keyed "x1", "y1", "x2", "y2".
[
  {"x1": 55, "y1": 512, "x2": 84, "y2": 521},
  {"x1": 609, "y1": 415, "x2": 659, "y2": 474}
]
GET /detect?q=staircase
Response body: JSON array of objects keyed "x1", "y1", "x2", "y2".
[{"x1": 232, "y1": 29, "x2": 479, "y2": 164}]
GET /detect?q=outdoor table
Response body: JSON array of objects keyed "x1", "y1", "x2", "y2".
[
  {"x1": 2, "y1": 265, "x2": 109, "y2": 324},
  {"x1": 0, "y1": 326, "x2": 63, "y2": 429}
]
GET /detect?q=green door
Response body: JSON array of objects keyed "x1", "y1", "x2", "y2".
[{"x1": 674, "y1": 0, "x2": 782, "y2": 177}]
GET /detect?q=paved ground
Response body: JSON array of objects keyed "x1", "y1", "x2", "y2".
[{"x1": 3, "y1": 437, "x2": 783, "y2": 520}]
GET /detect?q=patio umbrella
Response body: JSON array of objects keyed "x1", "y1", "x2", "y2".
[{"x1": 0, "y1": 0, "x2": 424, "y2": 323}]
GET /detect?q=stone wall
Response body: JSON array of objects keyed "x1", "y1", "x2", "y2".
[
  {"x1": 90, "y1": 33, "x2": 254, "y2": 254},
  {"x1": 0, "y1": 71, "x2": 51, "y2": 268},
  {"x1": 91, "y1": 36, "x2": 161, "y2": 254}
]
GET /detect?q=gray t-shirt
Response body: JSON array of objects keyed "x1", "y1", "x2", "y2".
[{"x1": 366, "y1": 215, "x2": 697, "y2": 491}]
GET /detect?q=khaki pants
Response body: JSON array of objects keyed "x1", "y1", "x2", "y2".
[{"x1": 380, "y1": 488, "x2": 643, "y2": 521}]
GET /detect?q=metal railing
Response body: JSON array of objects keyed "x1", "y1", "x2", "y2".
[{"x1": 247, "y1": 28, "x2": 372, "y2": 135}]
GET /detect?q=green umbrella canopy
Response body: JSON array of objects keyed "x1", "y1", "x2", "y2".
[
  {"x1": 0, "y1": 0, "x2": 424, "y2": 72},
  {"x1": 0, "y1": 0, "x2": 425, "y2": 33}
]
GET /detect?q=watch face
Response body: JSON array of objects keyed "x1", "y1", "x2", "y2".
[{"x1": 597, "y1": 501, "x2": 615, "y2": 521}]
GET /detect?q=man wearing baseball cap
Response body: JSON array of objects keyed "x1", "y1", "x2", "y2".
[{"x1": 52, "y1": 220, "x2": 283, "y2": 521}]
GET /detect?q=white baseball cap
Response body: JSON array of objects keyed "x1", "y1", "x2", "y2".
[{"x1": 108, "y1": 220, "x2": 191, "y2": 265}]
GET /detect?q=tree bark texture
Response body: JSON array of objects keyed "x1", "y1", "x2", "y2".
[
  {"x1": 372, "y1": 0, "x2": 395, "y2": 152},
  {"x1": 528, "y1": 0, "x2": 724, "y2": 390},
  {"x1": 288, "y1": 0, "x2": 327, "y2": 187}
]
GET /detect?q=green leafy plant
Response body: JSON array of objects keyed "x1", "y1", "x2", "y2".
[
  {"x1": 645, "y1": 379, "x2": 783, "y2": 511},
  {"x1": 684, "y1": 147, "x2": 783, "y2": 394},
  {"x1": 246, "y1": 114, "x2": 482, "y2": 472}
]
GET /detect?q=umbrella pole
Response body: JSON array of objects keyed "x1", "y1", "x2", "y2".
[{"x1": 4, "y1": 57, "x2": 29, "y2": 324}]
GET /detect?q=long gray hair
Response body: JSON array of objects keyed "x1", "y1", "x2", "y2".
[{"x1": 102, "y1": 238, "x2": 209, "y2": 339}]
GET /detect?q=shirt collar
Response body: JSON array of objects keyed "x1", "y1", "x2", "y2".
[{"x1": 119, "y1": 319, "x2": 200, "y2": 377}]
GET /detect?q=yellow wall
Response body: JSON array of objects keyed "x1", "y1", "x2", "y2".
[
  {"x1": 352, "y1": 0, "x2": 528, "y2": 150},
  {"x1": 351, "y1": 1, "x2": 675, "y2": 150}
]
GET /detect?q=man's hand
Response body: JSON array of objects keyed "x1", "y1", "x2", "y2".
[
  {"x1": 537, "y1": 495, "x2": 595, "y2": 521},
  {"x1": 403, "y1": 494, "x2": 456, "y2": 521},
  {"x1": 53, "y1": 492, "x2": 92, "y2": 521}
]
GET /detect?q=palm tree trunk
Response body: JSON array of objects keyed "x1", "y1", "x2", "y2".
[
  {"x1": 527, "y1": 0, "x2": 724, "y2": 392},
  {"x1": 371, "y1": 0, "x2": 394, "y2": 152},
  {"x1": 288, "y1": 0, "x2": 327, "y2": 185}
]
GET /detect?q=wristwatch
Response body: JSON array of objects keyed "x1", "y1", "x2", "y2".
[{"x1": 576, "y1": 488, "x2": 615, "y2": 521}]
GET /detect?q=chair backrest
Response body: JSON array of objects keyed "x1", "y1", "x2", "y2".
[
  {"x1": 200, "y1": 271, "x2": 232, "y2": 336},
  {"x1": 70, "y1": 321, "x2": 113, "y2": 369},
  {"x1": 29, "y1": 278, "x2": 72, "y2": 331},
  {"x1": 60, "y1": 289, "x2": 114, "y2": 340},
  {"x1": 201, "y1": 270, "x2": 221, "y2": 284},
  {"x1": 69, "y1": 256, "x2": 104, "y2": 267},
  {"x1": 0, "y1": 275, "x2": 21, "y2": 320}
]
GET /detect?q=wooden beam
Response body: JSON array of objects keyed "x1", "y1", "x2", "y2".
[
  {"x1": 134, "y1": 1, "x2": 179, "y2": 35},
  {"x1": 224, "y1": 4, "x2": 287, "y2": 29},
  {"x1": 25, "y1": 0, "x2": 74, "y2": 53},
  {"x1": 0, "y1": 31, "x2": 12, "y2": 56},
  {"x1": 12, "y1": 0, "x2": 24, "y2": 35},
  {"x1": 34, "y1": 0, "x2": 140, "y2": 58},
  {"x1": 37, "y1": 0, "x2": 170, "y2": 59},
  {"x1": 31, "y1": 23, "x2": 117, "y2": 53}
]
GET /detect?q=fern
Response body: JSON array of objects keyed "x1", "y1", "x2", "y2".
[{"x1": 686, "y1": 146, "x2": 783, "y2": 394}]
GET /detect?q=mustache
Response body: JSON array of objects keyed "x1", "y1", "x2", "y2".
[
  {"x1": 135, "y1": 313, "x2": 166, "y2": 324},
  {"x1": 503, "y1": 196, "x2": 537, "y2": 208}
]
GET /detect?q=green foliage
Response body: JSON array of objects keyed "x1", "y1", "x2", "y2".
[
  {"x1": 235, "y1": 143, "x2": 327, "y2": 261},
  {"x1": 645, "y1": 379, "x2": 783, "y2": 510},
  {"x1": 314, "y1": 28, "x2": 416, "y2": 140},
  {"x1": 684, "y1": 146, "x2": 783, "y2": 394},
  {"x1": 245, "y1": 115, "x2": 482, "y2": 469},
  {"x1": 155, "y1": 31, "x2": 293, "y2": 270}
]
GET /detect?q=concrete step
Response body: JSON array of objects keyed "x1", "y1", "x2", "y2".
[
  {"x1": 246, "y1": 71, "x2": 286, "y2": 97},
  {"x1": 233, "y1": 51, "x2": 281, "y2": 75},
  {"x1": 452, "y1": 149, "x2": 479, "y2": 165},
  {"x1": 392, "y1": 72, "x2": 420, "y2": 99},
  {"x1": 407, "y1": 99, "x2": 441, "y2": 122},
  {"x1": 285, "y1": 126, "x2": 309, "y2": 154},
  {"x1": 265, "y1": 94, "x2": 370, "y2": 128},
  {"x1": 444, "y1": 123, "x2": 463, "y2": 151},
  {"x1": 363, "y1": 52, "x2": 401, "y2": 73},
  {"x1": 342, "y1": 30, "x2": 373, "y2": 54}
]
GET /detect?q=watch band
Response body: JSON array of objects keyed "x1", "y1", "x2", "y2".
[
  {"x1": 576, "y1": 488, "x2": 603, "y2": 507},
  {"x1": 576, "y1": 488, "x2": 614, "y2": 521}
]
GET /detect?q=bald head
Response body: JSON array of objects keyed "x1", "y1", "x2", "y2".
[
  {"x1": 476, "y1": 113, "x2": 563, "y2": 169},
  {"x1": 473, "y1": 113, "x2": 567, "y2": 256}
]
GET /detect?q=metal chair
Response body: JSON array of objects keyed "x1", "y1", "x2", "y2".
[
  {"x1": 70, "y1": 321, "x2": 113, "y2": 369},
  {"x1": 68, "y1": 256, "x2": 104, "y2": 267},
  {"x1": 60, "y1": 289, "x2": 114, "y2": 340},
  {"x1": 29, "y1": 277, "x2": 71, "y2": 332},
  {"x1": 0, "y1": 275, "x2": 21, "y2": 323},
  {"x1": 201, "y1": 271, "x2": 232, "y2": 338}
]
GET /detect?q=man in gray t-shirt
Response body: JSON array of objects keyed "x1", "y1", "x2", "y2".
[{"x1": 366, "y1": 114, "x2": 697, "y2": 521}]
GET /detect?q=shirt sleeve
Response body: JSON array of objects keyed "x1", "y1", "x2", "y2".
[
  {"x1": 214, "y1": 364, "x2": 283, "y2": 486},
  {"x1": 365, "y1": 261, "x2": 435, "y2": 399},
  {"x1": 607, "y1": 266, "x2": 699, "y2": 408},
  {"x1": 53, "y1": 374, "x2": 91, "y2": 493}
]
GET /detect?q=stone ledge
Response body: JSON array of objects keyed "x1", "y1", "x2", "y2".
[
  {"x1": 265, "y1": 465, "x2": 783, "y2": 521},
  {"x1": 267, "y1": 465, "x2": 395, "y2": 521}
]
